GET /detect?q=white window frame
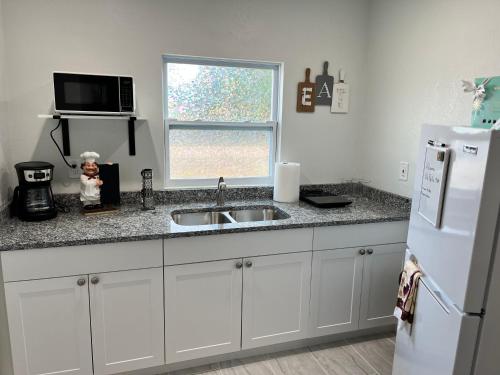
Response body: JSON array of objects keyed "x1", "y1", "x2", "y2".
[{"x1": 163, "y1": 54, "x2": 282, "y2": 188}]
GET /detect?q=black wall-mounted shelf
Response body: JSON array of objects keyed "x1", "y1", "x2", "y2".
[{"x1": 39, "y1": 114, "x2": 146, "y2": 156}]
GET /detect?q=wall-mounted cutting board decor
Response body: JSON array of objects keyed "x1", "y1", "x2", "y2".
[
  {"x1": 296, "y1": 68, "x2": 315, "y2": 112},
  {"x1": 331, "y1": 69, "x2": 350, "y2": 113},
  {"x1": 315, "y1": 61, "x2": 334, "y2": 106}
]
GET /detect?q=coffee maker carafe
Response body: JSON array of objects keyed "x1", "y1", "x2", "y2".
[{"x1": 11, "y1": 162, "x2": 57, "y2": 221}]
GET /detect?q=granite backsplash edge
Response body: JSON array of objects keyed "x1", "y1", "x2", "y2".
[
  {"x1": 49, "y1": 182, "x2": 411, "y2": 211},
  {"x1": 0, "y1": 203, "x2": 9, "y2": 223}
]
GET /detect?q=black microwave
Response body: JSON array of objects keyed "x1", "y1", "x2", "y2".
[{"x1": 53, "y1": 72, "x2": 135, "y2": 115}]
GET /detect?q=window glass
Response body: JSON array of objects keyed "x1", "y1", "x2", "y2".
[
  {"x1": 167, "y1": 63, "x2": 273, "y2": 123},
  {"x1": 169, "y1": 127, "x2": 272, "y2": 179}
]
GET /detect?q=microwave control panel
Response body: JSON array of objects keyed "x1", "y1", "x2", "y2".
[{"x1": 119, "y1": 76, "x2": 134, "y2": 113}]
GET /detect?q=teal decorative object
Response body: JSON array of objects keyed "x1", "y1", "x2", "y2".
[{"x1": 467, "y1": 76, "x2": 500, "y2": 128}]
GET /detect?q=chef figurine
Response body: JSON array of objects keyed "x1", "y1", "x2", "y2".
[{"x1": 80, "y1": 151, "x2": 103, "y2": 210}]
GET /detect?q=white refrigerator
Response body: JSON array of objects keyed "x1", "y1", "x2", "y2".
[{"x1": 393, "y1": 124, "x2": 500, "y2": 375}]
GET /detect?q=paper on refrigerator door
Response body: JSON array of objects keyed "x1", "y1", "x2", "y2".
[{"x1": 418, "y1": 145, "x2": 450, "y2": 228}]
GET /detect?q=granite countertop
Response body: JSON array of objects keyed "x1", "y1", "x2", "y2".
[{"x1": 0, "y1": 185, "x2": 410, "y2": 251}]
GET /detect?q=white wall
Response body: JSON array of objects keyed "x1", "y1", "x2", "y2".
[
  {"x1": 360, "y1": 0, "x2": 500, "y2": 197},
  {"x1": 5, "y1": 0, "x2": 494, "y2": 199},
  {"x1": 1, "y1": 0, "x2": 369, "y2": 194},
  {"x1": 0, "y1": 0, "x2": 12, "y2": 209}
]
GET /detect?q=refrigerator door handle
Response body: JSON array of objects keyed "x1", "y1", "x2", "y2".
[{"x1": 421, "y1": 278, "x2": 451, "y2": 314}]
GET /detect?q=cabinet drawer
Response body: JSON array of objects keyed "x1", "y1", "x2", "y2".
[
  {"x1": 164, "y1": 228, "x2": 313, "y2": 265},
  {"x1": 313, "y1": 221, "x2": 408, "y2": 251},
  {"x1": 1, "y1": 240, "x2": 163, "y2": 282}
]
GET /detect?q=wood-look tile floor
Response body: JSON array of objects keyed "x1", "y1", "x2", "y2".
[{"x1": 166, "y1": 333, "x2": 396, "y2": 375}]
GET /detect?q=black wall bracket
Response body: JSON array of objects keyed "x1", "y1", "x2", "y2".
[
  {"x1": 128, "y1": 116, "x2": 137, "y2": 156},
  {"x1": 61, "y1": 118, "x2": 70, "y2": 156},
  {"x1": 51, "y1": 115, "x2": 138, "y2": 156}
]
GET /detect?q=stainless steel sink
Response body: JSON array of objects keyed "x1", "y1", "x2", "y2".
[
  {"x1": 171, "y1": 211, "x2": 232, "y2": 226},
  {"x1": 171, "y1": 206, "x2": 289, "y2": 226},
  {"x1": 228, "y1": 207, "x2": 285, "y2": 222}
]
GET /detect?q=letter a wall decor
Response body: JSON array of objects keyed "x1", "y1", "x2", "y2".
[
  {"x1": 296, "y1": 68, "x2": 315, "y2": 112},
  {"x1": 315, "y1": 61, "x2": 334, "y2": 106}
]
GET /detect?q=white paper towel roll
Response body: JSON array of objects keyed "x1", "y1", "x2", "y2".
[{"x1": 273, "y1": 162, "x2": 300, "y2": 202}]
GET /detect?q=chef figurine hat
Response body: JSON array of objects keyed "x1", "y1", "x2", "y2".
[{"x1": 80, "y1": 151, "x2": 100, "y2": 163}]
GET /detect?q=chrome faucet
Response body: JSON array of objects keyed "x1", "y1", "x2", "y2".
[{"x1": 215, "y1": 177, "x2": 227, "y2": 206}]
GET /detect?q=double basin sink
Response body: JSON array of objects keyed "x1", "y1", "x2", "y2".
[{"x1": 171, "y1": 206, "x2": 289, "y2": 226}]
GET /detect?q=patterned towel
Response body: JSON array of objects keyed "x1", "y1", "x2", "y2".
[{"x1": 394, "y1": 260, "x2": 422, "y2": 324}]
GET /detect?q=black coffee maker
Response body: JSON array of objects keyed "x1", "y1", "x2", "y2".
[{"x1": 11, "y1": 162, "x2": 57, "y2": 221}]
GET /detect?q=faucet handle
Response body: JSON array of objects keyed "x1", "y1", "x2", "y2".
[
  {"x1": 218, "y1": 177, "x2": 226, "y2": 189},
  {"x1": 216, "y1": 177, "x2": 226, "y2": 206}
]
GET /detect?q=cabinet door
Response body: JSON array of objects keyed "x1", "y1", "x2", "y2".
[
  {"x1": 309, "y1": 248, "x2": 364, "y2": 337},
  {"x1": 165, "y1": 259, "x2": 242, "y2": 363},
  {"x1": 89, "y1": 268, "x2": 164, "y2": 375},
  {"x1": 242, "y1": 252, "x2": 311, "y2": 349},
  {"x1": 4, "y1": 276, "x2": 93, "y2": 375},
  {"x1": 359, "y1": 243, "x2": 405, "y2": 329}
]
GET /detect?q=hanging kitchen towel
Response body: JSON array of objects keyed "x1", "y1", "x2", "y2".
[{"x1": 394, "y1": 260, "x2": 422, "y2": 325}]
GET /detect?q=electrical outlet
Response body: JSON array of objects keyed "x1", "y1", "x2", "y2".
[
  {"x1": 399, "y1": 161, "x2": 409, "y2": 181},
  {"x1": 68, "y1": 159, "x2": 80, "y2": 179}
]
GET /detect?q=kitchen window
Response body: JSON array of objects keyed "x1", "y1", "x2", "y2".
[{"x1": 163, "y1": 55, "x2": 281, "y2": 188}]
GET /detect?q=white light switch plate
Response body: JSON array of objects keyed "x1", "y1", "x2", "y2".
[{"x1": 399, "y1": 161, "x2": 409, "y2": 181}]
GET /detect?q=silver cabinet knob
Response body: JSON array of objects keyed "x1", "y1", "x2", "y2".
[
  {"x1": 90, "y1": 276, "x2": 100, "y2": 285},
  {"x1": 235, "y1": 261, "x2": 243, "y2": 269},
  {"x1": 77, "y1": 278, "x2": 86, "y2": 286},
  {"x1": 359, "y1": 249, "x2": 366, "y2": 255},
  {"x1": 367, "y1": 248, "x2": 374, "y2": 255},
  {"x1": 245, "y1": 260, "x2": 253, "y2": 268}
]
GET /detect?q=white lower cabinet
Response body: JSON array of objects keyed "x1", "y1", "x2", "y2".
[
  {"x1": 310, "y1": 243, "x2": 405, "y2": 337},
  {"x1": 359, "y1": 243, "x2": 405, "y2": 329},
  {"x1": 90, "y1": 268, "x2": 165, "y2": 374},
  {"x1": 4, "y1": 275, "x2": 94, "y2": 375},
  {"x1": 309, "y1": 248, "x2": 364, "y2": 337},
  {"x1": 165, "y1": 252, "x2": 312, "y2": 362},
  {"x1": 164, "y1": 259, "x2": 243, "y2": 363},
  {"x1": 242, "y1": 252, "x2": 311, "y2": 349},
  {"x1": 4, "y1": 268, "x2": 164, "y2": 375}
]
